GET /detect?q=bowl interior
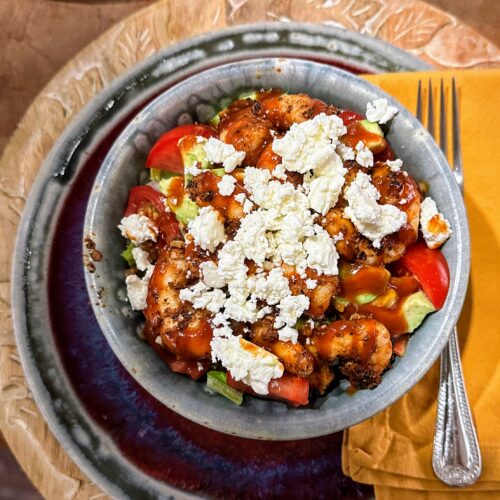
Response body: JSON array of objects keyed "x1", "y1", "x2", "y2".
[{"x1": 84, "y1": 58, "x2": 469, "y2": 440}]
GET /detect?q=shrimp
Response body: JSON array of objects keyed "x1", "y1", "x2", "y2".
[
  {"x1": 259, "y1": 93, "x2": 338, "y2": 131},
  {"x1": 310, "y1": 318, "x2": 392, "y2": 389},
  {"x1": 321, "y1": 161, "x2": 422, "y2": 264},
  {"x1": 144, "y1": 249, "x2": 213, "y2": 360},
  {"x1": 217, "y1": 98, "x2": 273, "y2": 166},
  {"x1": 250, "y1": 316, "x2": 315, "y2": 377},
  {"x1": 281, "y1": 263, "x2": 339, "y2": 318}
]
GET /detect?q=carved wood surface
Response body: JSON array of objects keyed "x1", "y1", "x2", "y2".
[{"x1": 0, "y1": 0, "x2": 498, "y2": 497}]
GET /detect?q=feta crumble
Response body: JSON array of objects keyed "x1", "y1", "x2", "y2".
[
  {"x1": 188, "y1": 206, "x2": 226, "y2": 252},
  {"x1": 420, "y1": 197, "x2": 452, "y2": 249},
  {"x1": 366, "y1": 98, "x2": 398, "y2": 124},
  {"x1": 210, "y1": 336, "x2": 284, "y2": 394},
  {"x1": 386, "y1": 158, "x2": 403, "y2": 172},
  {"x1": 118, "y1": 214, "x2": 158, "y2": 244},
  {"x1": 272, "y1": 113, "x2": 346, "y2": 174},
  {"x1": 131, "y1": 246, "x2": 151, "y2": 272},
  {"x1": 217, "y1": 175, "x2": 237, "y2": 196},
  {"x1": 304, "y1": 226, "x2": 339, "y2": 276},
  {"x1": 203, "y1": 137, "x2": 245, "y2": 172},
  {"x1": 200, "y1": 261, "x2": 226, "y2": 288},
  {"x1": 337, "y1": 143, "x2": 355, "y2": 161},
  {"x1": 278, "y1": 326, "x2": 299, "y2": 344},
  {"x1": 355, "y1": 141, "x2": 374, "y2": 168},
  {"x1": 179, "y1": 281, "x2": 226, "y2": 314},
  {"x1": 126, "y1": 265, "x2": 154, "y2": 310},
  {"x1": 305, "y1": 279, "x2": 317, "y2": 290},
  {"x1": 344, "y1": 172, "x2": 407, "y2": 248},
  {"x1": 275, "y1": 294, "x2": 310, "y2": 329}
]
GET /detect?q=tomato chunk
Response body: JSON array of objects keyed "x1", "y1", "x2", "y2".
[
  {"x1": 227, "y1": 373, "x2": 309, "y2": 407},
  {"x1": 146, "y1": 124, "x2": 216, "y2": 173},
  {"x1": 400, "y1": 240, "x2": 450, "y2": 309},
  {"x1": 124, "y1": 185, "x2": 166, "y2": 216},
  {"x1": 169, "y1": 359, "x2": 210, "y2": 380}
]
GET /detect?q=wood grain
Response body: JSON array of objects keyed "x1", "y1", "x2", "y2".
[{"x1": 0, "y1": 0, "x2": 498, "y2": 497}]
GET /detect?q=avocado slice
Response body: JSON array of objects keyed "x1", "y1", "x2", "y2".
[
  {"x1": 209, "y1": 91, "x2": 259, "y2": 127},
  {"x1": 357, "y1": 120, "x2": 387, "y2": 153},
  {"x1": 158, "y1": 176, "x2": 199, "y2": 224},
  {"x1": 150, "y1": 168, "x2": 180, "y2": 183},
  {"x1": 180, "y1": 136, "x2": 210, "y2": 172},
  {"x1": 401, "y1": 290, "x2": 436, "y2": 333}
]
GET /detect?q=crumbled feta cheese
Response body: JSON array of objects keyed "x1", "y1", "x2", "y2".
[
  {"x1": 155, "y1": 336, "x2": 163, "y2": 345},
  {"x1": 200, "y1": 261, "x2": 226, "y2": 288},
  {"x1": 303, "y1": 226, "x2": 339, "y2": 275},
  {"x1": 210, "y1": 336, "x2": 283, "y2": 395},
  {"x1": 344, "y1": 172, "x2": 407, "y2": 248},
  {"x1": 217, "y1": 175, "x2": 237, "y2": 196},
  {"x1": 278, "y1": 326, "x2": 299, "y2": 344},
  {"x1": 131, "y1": 246, "x2": 151, "y2": 272},
  {"x1": 118, "y1": 214, "x2": 158, "y2": 244},
  {"x1": 366, "y1": 98, "x2": 398, "y2": 124},
  {"x1": 188, "y1": 206, "x2": 226, "y2": 252},
  {"x1": 305, "y1": 279, "x2": 317, "y2": 290},
  {"x1": 234, "y1": 210, "x2": 272, "y2": 265},
  {"x1": 179, "y1": 281, "x2": 226, "y2": 314},
  {"x1": 126, "y1": 265, "x2": 154, "y2": 310},
  {"x1": 185, "y1": 162, "x2": 203, "y2": 176},
  {"x1": 337, "y1": 142, "x2": 355, "y2": 161},
  {"x1": 272, "y1": 113, "x2": 346, "y2": 174},
  {"x1": 234, "y1": 192, "x2": 246, "y2": 204},
  {"x1": 217, "y1": 240, "x2": 248, "y2": 282},
  {"x1": 251, "y1": 267, "x2": 290, "y2": 305},
  {"x1": 420, "y1": 197, "x2": 452, "y2": 249},
  {"x1": 243, "y1": 199, "x2": 254, "y2": 213},
  {"x1": 355, "y1": 141, "x2": 374, "y2": 168},
  {"x1": 275, "y1": 294, "x2": 310, "y2": 329},
  {"x1": 386, "y1": 158, "x2": 403, "y2": 172},
  {"x1": 307, "y1": 174, "x2": 345, "y2": 215},
  {"x1": 272, "y1": 164, "x2": 288, "y2": 180},
  {"x1": 203, "y1": 137, "x2": 245, "y2": 172}
]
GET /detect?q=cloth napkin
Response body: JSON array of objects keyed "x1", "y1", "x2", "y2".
[{"x1": 341, "y1": 69, "x2": 500, "y2": 499}]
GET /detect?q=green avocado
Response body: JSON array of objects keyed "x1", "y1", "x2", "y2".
[
  {"x1": 358, "y1": 119, "x2": 387, "y2": 153},
  {"x1": 401, "y1": 290, "x2": 436, "y2": 333},
  {"x1": 150, "y1": 168, "x2": 179, "y2": 183},
  {"x1": 209, "y1": 91, "x2": 259, "y2": 127},
  {"x1": 355, "y1": 293, "x2": 378, "y2": 305},
  {"x1": 359, "y1": 119, "x2": 384, "y2": 136},
  {"x1": 181, "y1": 140, "x2": 210, "y2": 172},
  {"x1": 157, "y1": 177, "x2": 199, "y2": 224}
]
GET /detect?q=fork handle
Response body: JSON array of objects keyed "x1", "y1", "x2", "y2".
[{"x1": 432, "y1": 326, "x2": 482, "y2": 486}]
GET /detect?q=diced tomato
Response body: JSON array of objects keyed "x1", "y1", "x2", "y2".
[
  {"x1": 227, "y1": 373, "x2": 309, "y2": 407},
  {"x1": 393, "y1": 335, "x2": 409, "y2": 357},
  {"x1": 124, "y1": 185, "x2": 167, "y2": 216},
  {"x1": 169, "y1": 359, "x2": 210, "y2": 380},
  {"x1": 400, "y1": 240, "x2": 450, "y2": 309},
  {"x1": 146, "y1": 124, "x2": 216, "y2": 173},
  {"x1": 338, "y1": 110, "x2": 364, "y2": 126},
  {"x1": 374, "y1": 143, "x2": 396, "y2": 162},
  {"x1": 157, "y1": 212, "x2": 182, "y2": 245}
]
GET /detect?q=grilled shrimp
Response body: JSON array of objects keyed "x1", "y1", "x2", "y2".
[
  {"x1": 321, "y1": 161, "x2": 422, "y2": 264},
  {"x1": 259, "y1": 93, "x2": 338, "y2": 131},
  {"x1": 250, "y1": 316, "x2": 314, "y2": 377},
  {"x1": 144, "y1": 249, "x2": 213, "y2": 359},
  {"x1": 217, "y1": 98, "x2": 273, "y2": 166},
  {"x1": 310, "y1": 319, "x2": 392, "y2": 389},
  {"x1": 281, "y1": 264, "x2": 339, "y2": 318}
]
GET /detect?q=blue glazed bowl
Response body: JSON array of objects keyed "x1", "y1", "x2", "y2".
[{"x1": 84, "y1": 58, "x2": 469, "y2": 440}]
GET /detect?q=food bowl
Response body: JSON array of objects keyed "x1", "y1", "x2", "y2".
[{"x1": 84, "y1": 58, "x2": 469, "y2": 440}]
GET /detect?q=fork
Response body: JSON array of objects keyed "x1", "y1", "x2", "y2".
[{"x1": 416, "y1": 79, "x2": 482, "y2": 486}]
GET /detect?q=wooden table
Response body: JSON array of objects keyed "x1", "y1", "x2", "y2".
[{"x1": 1, "y1": 0, "x2": 499, "y2": 497}]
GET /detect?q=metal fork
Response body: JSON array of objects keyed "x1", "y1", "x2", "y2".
[{"x1": 416, "y1": 79, "x2": 481, "y2": 486}]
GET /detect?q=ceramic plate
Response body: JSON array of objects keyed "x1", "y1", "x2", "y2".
[{"x1": 13, "y1": 23, "x2": 432, "y2": 499}]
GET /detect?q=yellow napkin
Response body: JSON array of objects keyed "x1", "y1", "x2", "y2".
[{"x1": 342, "y1": 70, "x2": 500, "y2": 499}]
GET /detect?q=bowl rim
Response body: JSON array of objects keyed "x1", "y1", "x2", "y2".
[{"x1": 84, "y1": 57, "x2": 470, "y2": 440}]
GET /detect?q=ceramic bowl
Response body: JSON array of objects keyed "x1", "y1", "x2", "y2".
[{"x1": 84, "y1": 58, "x2": 469, "y2": 440}]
